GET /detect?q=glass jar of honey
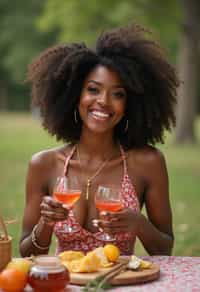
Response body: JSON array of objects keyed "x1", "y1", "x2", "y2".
[{"x1": 28, "y1": 255, "x2": 70, "y2": 292}]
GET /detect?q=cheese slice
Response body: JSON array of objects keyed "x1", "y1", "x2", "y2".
[{"x1": 128, "y1": 255, "x2": 152, "y2": 270}]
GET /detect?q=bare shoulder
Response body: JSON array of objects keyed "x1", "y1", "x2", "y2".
[
  {"x1": 29, "y1": 144, "x2": 73, "y2": 171},
  {"x1": 127, "y1": 146, "x2": 167, "y2": 176}
]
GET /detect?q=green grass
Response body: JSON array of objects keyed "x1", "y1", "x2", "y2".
[{"x1": 0, "y1": 112, "x2": 200, "y2": 257}]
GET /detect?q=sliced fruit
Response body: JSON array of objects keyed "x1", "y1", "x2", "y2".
[
  {"x1": 64, "y1": 252, "x2": 101, "y2": 273},
  {"x1": 103, "y1": 244, "x2": 120, "y2": 262},
  {"x1": 62, "y1": 259, "x2": 79, "y2": 272},
  {"x1": 91, "y1": 247, "x2": 113, "y2": 268},
  {"x1": 140, "y1": 259, "x2": 152, "y2": 269},
  {"x1": 59, "y1": 250, "x2": 84, "y2": 261},
  {"x1": 7, "y1": 258, "x2": 32, "y2": 274}
]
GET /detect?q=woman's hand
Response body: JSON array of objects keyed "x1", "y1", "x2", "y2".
[
  {"x1": 40, "y1": 196, "x2": 69, "y2": 226},
  {"x1": 98, "y1": 208, "x2": 140, "y2": 234}
]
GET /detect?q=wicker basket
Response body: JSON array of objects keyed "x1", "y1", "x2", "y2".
[{"x1": 0, "y1": 214, "x2": 12, "y2": 271}]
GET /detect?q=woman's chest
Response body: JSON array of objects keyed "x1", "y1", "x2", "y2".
[
  {"x1": 72, "y1": 167, "x2": 145, "y2": 231},
  {"x1": 55, "y1": 150, "x2": 146, "y2": 230}
]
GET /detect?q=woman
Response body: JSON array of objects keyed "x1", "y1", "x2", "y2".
[{"x1": 20, "y1": 24, "x2": 179, "y2": 257}]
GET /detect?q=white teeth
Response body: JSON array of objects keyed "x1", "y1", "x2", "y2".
[{"x1": 91, "y1": 111, "x2": 109, "y2": 118}]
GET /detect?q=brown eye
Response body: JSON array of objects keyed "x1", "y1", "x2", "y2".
[
  {"x1": 113, "y1": 91, "x2": 126, "y2": 99},
  {"x1": 87, "y1": 86, "x2": 99, "y2": 94}
]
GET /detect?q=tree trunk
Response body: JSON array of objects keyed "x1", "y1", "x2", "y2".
[
  {"x1": 0, "y1": 83, "x2": 8, "y2": 110},
  {"x1": 175, "y1": 0, "x2": 200, "y2": 143}
]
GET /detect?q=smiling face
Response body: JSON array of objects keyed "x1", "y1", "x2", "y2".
[{"x1": 78, "y1": 65, "x2": 127, "y2": 135}]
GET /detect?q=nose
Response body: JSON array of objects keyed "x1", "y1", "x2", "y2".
[{"x1": 97, "y1": 92, "x2": 109, "y2": 106}]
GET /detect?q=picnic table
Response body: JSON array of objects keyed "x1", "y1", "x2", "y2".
[
  {"x1": 66, "y1": 256, "x2": 200, "y2": 292},
  {"x1": 1, "y1": 256, "x2": 199, "y2": 291}
]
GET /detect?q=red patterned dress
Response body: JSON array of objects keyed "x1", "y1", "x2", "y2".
[{"x1": 54, "y1": 145, "x2": 140, "y2": 255}]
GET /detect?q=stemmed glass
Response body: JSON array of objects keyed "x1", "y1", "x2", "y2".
[
  {"x1": 94, "y1": 185, "x2": 124, "y2": 241},
  {"x1": 53, "y1": 176, "x2": 81, "y2": 233}
]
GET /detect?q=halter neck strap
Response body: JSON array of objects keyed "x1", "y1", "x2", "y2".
[
  {"x1": 119, "y1": 144, "x2": 128, "y2": 175},
  {"x1": 63, "y1": 145, "x2": 77, "y2": 175},
  {"x1": 63, "y1": 144, "x2": 128, "y2": 176}
]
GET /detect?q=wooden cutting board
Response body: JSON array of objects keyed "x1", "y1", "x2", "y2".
[{"x1": 70, "y1": 259, "x2": 160, "y2": 286}]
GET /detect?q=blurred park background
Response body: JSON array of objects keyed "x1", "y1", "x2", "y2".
[{"x1": 0, "y1": 0, "x2": 199, "y2": 257}]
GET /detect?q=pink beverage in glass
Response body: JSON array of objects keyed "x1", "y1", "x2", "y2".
[
  {"x1": 53, "y1": 176, "x2": 81, "y2": 232},
  {"x1": 95, "y1": 200, "x2": 123, "y2": 212},
  {"x1": 53, "y1": 190, "x2": 81, "y2": 208},
  {"x1": 94, "y1": 185, "x2": 123, "y2": 241}
]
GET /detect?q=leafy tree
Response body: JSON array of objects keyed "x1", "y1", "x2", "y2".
[
  {"x1": 0, "y1": 0, "x2": 56, "y2": 110},
  {"x1": 38, "y1": 0, "x2": 180, "y2": 59}
]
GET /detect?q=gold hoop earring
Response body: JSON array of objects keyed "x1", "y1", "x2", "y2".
[
  {"x1": 74, "y1": 109, "x2": 78, "y2": 124},
  {"x1": 124, "y1": 119, "x2": 129, "y2": 133}
]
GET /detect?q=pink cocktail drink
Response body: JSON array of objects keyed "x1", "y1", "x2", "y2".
[
  {"x1": 53, "y1": 190, "x2": 81, "y2": 207},
  {"x1": 96, "y1": 200, "x2": 123, "y2": 212}
]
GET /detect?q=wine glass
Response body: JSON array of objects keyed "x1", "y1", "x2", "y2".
[
  {"x1": 53, "y1": 176, "x2": 81, "y2": 233},
  {"x1": 94, "y1": 185, "x2": 124, "y2": 241}
]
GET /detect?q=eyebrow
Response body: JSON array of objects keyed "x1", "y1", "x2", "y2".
[{"x1": 87, "y1": 80, "x2": 125, "y2": 89}]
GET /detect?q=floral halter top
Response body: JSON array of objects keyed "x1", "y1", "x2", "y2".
[{"x1": 54, "y1": 145, "x2": 140, "y2": 255}]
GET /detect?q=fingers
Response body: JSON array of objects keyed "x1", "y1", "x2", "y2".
[
  {"x1": 96, "y1": 208, "x2": 135, "y2": 233},
  {"x1": 40, "y1": 196, "x2": 69, "y2": 223},
  {"x1": 100, "y1": 209, "x2": 126, "y2": 221},
  {"x1": 42, "y1": 196, "x2": 62, "y2": 208},
  {"x1": 92, "y1": 219, "x2": 100, "y2": 227},
  {"x1": 40, "y1": 209, "x2": 68, "y2": 220},
  {"x1": 92, "y1": 219, "x2": 104, "y2": 232},
  {"x1": 93, "y1": 217, "x2": 127, "y2": 234}
]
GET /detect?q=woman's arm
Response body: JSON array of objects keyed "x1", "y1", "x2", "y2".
[
  {"x1": 19, "y1": 151, "x2": 68, "y2": 257},
  {"x1": 136, "y1": 148, "x2": 174, "y2": 255},
  {"x1": 101, "y1": 148, "x2": 174, "y2": 255}
]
